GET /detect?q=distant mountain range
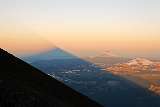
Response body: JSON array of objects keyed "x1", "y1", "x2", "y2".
[
  {"x1": 86, "y1": 50, "x2": 130, "y2": 67},
  {"x1": 106, "y1": 58, "x2": 160, "y2": 95},
  {"x1": 127, "y1": 58, "x2": 155, "y2": 66},
  {"x1": 107, "y1": 58, "x2": 160, "y2": 74},
  {"x1": 22, "y1": 47, "x2": 160, "y2": 107},
  {"x1": 95, "y1": 50, "x2": 120, "y2": 58},
  {"x1": 0, "y1": 48, "x2": 103, "y2": 107}
]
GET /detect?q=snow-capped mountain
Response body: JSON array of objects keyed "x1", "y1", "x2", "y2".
[
  {"x1": 107, "y1": 58, "x2": 160, "y2": 74},
  {"x1": 97, "y1": 50, "x2": 120, "y2": 58},
  {"x1": 86, "y1": 50, "x2": 130, "y2": 67},
  {"x1": 106, "y1": 58, "x2": 160, "y2": 96},
  {"x1": 126, "y1": 58, "x2": 154, "y2": 66}
]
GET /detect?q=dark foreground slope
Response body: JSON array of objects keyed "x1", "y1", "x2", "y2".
[{"x1": 0, "y1": 48, "x2": 103, "y2": 107}]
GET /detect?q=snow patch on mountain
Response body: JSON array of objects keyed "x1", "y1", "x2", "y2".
[
  {"x1": 126, "y1": 58, "x2": 154, "y2": 66},
  {"x1": 98, "y1": 50, "x2": 120, "y2": 58}
]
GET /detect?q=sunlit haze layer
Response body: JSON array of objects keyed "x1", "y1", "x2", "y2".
[{"x1": 0, "y1": 0, "x2": 160, "y2": 58}]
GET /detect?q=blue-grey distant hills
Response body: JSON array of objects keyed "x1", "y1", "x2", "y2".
[{"x1": 22, "y1": 47, "x2": 160, "y2": 107}]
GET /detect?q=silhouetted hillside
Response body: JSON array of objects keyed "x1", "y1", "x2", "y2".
[{"x1": 0, "y1": 48, "x2": 103, "y2": 107}]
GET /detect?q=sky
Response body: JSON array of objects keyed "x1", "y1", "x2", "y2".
[{"x1": 0, "y1": 0, "x2": 160, "y2": 58}]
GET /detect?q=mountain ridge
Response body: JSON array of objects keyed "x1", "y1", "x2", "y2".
[{"x1": 0, "y1": 48, "x2": 103, "y2": 107}]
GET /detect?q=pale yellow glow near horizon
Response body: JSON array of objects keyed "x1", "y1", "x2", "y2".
[
  {"x1": 1, "y1": 21, "x2": 160, "y2": 58},
  {"x1": 34, "y1": 22, "x2": 160, "y2": 55},
  {"x1": 1, "y1": 0, "x2": 160, "y2": 58},
  {"x1": 0, "y1": 31, "x2": 54, "y2": 55}
]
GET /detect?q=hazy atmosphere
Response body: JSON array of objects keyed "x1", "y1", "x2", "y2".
[
  {"x1": 1, "y1": 1, "x2": 160, "y2": 107},
  {"x1": 1, "y1": 0, "x2": 160, "y2": 58}
]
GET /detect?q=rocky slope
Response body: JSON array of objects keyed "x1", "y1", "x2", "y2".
[{"x1": 0, "y1": 48, "x2": 103, "y2": 107}]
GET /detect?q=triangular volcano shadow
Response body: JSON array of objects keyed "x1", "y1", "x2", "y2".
[
  {"x1": 22, "y1": 47, "x2": 80, "y2": 63},
  {"x1": 21, "y1": 48, "x2": 160, "y2": 107}
]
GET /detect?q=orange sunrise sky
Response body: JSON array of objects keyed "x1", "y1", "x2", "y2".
[{"x1": 0, "y1": 0, "x2": 160, "y2": 58}]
